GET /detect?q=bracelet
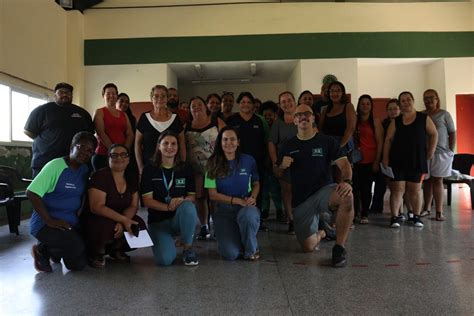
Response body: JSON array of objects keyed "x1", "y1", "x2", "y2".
[{"x1": 230, "y1": 197, "x2": 234, "y2": 205}]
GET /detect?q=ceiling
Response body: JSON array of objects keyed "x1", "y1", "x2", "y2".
[
  {"x1": 169, "y1": 60, "x2": 298, "y2": 84},
  {"x1": 57, "y1": 0, "x2": 467, "y2": 11}
]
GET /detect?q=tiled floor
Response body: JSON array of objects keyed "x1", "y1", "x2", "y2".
[{"x1": 1, "y1": 185, "x2": 473, "y2": 315}]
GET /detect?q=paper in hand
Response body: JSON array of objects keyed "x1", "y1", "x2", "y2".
[
  {"x1": 380, "y1": 163, "x2": 394, "y2": 178},
  {"x1": 124, "y1": 229, "x2": 154, "y2": 248}
]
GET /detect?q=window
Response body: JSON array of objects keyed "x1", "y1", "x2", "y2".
[{"x1": 0, "y1": 83, "x2": 47, "y2": 143}]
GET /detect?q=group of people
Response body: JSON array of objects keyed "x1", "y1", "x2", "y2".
[{"x1": 23, "y1": 79, "x2": 455, "y2": 273}]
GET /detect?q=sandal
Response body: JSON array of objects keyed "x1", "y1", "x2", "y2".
[
  {"x1": 420, "y1": 210, "x2": 431, "y2": 217},
  {"x1": 360, "y1": 217, "x2": 369, "y2": 224},
  {"x1": 90, "y1": 255, "x2": 106, "y2": 268},
  {"x1": 245, "y1": 250, "x2": 260, "y2": 261},
  {"x1": 436, "y1": 212, "x2": 446, "y2": 221}
]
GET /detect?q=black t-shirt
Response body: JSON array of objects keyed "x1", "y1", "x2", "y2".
[
  {"x1": 24, "y1": 102, "x2": 94, "y2": 169},
  {"x1": 136, "y1": 113, "x2": 184, "y2": 166},
  {"x1": 278, "y1": 133, "x2": 343, "y2": 207},
  {"x1": 140, "y1": 163, "x2": 195, "y2": 223},
  {"x1": 226, "y1": 113, "x2": 266, "y2": 170}
]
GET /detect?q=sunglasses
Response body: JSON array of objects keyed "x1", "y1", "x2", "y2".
[{"x1": 109, "y1": 152, "x2": 129, "y2": 159}]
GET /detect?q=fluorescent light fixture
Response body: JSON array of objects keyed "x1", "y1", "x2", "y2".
[
  {"x1": 194, "y1": 64, "x2": 204, "y2": 78},
  {"x1": 250, "y1": 63, "x2": 257, "y2": 77}
]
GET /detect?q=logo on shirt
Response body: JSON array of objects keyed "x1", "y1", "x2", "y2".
[
  {"x1": 71, "y1": 113, "x2": 83, "y2": 118},
  {"x1": 312, "y1": 148, "x2": 323, "y2": 157},
  {"x1": 176, "y1": 178, "x2": 186, "y2": 188},
  {"x1": 65, "y1": 182, "x2": 77, "y2": 189},
  {"x1": 239, "y1": 168, "x2": 248, "y2": 176}
]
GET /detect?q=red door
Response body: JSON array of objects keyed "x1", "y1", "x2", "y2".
[{"x1": 455, "y1": 94, "x2": 474, "y2": 154}]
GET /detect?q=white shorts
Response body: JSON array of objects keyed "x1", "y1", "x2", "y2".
[{"x1": 427, "y1": 151, "x2": 454, "y2": 178}]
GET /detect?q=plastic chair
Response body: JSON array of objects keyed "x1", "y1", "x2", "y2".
[
  {"x1": 443, "y1": 154, "x2": 474, "y2": 210},
  {"x1": 0, "y1": 166, "x2": 31, "y2": 235}
]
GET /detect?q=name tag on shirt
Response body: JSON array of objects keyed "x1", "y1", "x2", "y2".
[{"x1": 175, "y1": 178, "x2": 186, "y2": 188}]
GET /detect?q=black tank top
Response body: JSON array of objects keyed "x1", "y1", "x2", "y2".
[
  {"x1": 322, "y1": 104, "x2": 347, "y2": 137},
  {"x1": 389, "y1": 111, "x2": 428, "y2": 172}
]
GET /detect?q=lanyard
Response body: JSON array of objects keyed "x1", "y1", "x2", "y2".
[{"x1": 161, "y1": 168, "x2": 174, "y2": 199}]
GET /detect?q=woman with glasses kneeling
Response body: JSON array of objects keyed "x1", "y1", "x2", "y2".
[
  {"x1": 205, "y1": 126, "x2": 261, "y2": 261},
  {"x1": 83, "y1": 144, "x2": 146, "y2": 268},
  {"x1": 141, "y1": 131, "x2": 199, "y2": 266}
]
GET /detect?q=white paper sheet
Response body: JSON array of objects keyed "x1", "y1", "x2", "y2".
[
  {"x1": 380, "y1": 163, "x2": 395, "y2": 179},
  {"x1": 124, "y1": 229, "x2": 154, "y2": 248}
]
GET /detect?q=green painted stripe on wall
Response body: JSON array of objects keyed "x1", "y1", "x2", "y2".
[{"x1": 84, "y1": 32, "x2": 474, "y2": 65}]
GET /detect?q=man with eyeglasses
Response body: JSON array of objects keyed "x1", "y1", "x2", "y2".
[
  {"x1": 24, "y1": 82, "x2": 94, "y2": 177},
  {"x1": 276, "y1": 104, "x2": 354, "y2": 267}
]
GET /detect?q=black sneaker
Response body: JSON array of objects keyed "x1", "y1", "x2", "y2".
[
  {"x1": 332, "y1": 244, "x2": 347, "y2": 268},
  {"x1": 197, "y1": 225, "x2": 211, "y2": 240},
  {"x1": 287, "y1": 221, "x2": 295, "y2": 235},
  {"x1": 390, "y1": 216, "x2": 402, "y2": 228},
  {"x1": 31, "y1": 245, "x2": 52, "y2": 273},
  {"x1": 183, "y1": 249, "x2": 199, "y2": 266},
  {"x1": 406, "y1": 210, "x2": 414, "y2": 223},
  {"x1": 259, "y1": 220, "x2": 268, "y2": 232},
  {"x1": 413, "y1": 215, "x2": 424, "y2": 227}
]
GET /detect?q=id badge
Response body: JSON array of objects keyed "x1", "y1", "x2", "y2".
[{"x1": 165, "y1": 196, "x2": 171, "y2": 204}]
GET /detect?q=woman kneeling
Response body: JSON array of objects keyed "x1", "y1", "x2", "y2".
[
  {"x1": 83, "y1": 144, "x2": 146, "y2": 268},
  {"x1": 141, "y1": 131, "x2": 199, "y2": 266},
  {"x1": 205, "y1": 126, "x2": 261, "y2": 261}
]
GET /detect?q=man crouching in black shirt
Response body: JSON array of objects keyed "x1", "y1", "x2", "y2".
[{"x1": 276, "y1": 104, "x2": 353, "y2": 267}]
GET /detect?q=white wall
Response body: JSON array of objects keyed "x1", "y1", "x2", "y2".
[
  {"x1": 301, "y1": 59, "x2": 359, "y2": 100},
  {"x1": 84, "y1": 64, "x2": 170, "y2": 113},
  {"x1": 425, "y1": 59, "x2": 446, "y2": 110},
  {"x1": 84, "y1": 3, "x2": 473, "y2": 39},
  {"x1": 287, "y1": 61, "x2": 302, "y2": 98},
  {"x1": 179, "y1": 82, "x2": 287, "y2": 112},
  {"x1": 357, "y1": 60, "x2": 427, "y2": 110}
]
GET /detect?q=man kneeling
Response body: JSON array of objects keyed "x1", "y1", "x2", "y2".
[{"x1": 276, "y1": 105, "x2": 354, "y2": 267}]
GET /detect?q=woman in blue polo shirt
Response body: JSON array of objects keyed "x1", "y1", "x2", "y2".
[
  {"x1": 27, "y1": 131, "x2": 97, "y2": 273},
  {"x1": 205, "y1": 126, "x2": 261, "y2": 261},
  {"x1": 140, "y1": 131, "x2": 199, "y2": 266}
]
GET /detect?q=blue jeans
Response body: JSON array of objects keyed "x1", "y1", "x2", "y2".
[
  {"x1": 148, "y1": 201, "x2": 197, "y2": 266},
  {"x1": 213, "y1": 203, "x2": 260, "y2": 260}
]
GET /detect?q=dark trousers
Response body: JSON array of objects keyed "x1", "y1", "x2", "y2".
[
  {"x1": 353, "y1": 163, "x2": 375, "y2": 218},
  {"x1": 371, "y1": 171, "x2": 386, "y2": 213},
  {"x1": 82, "y1": 213, "x2": 146, "y2": 256},
  {"x1": 36, "y1": 226, "x2": 87, "y2": 271}
]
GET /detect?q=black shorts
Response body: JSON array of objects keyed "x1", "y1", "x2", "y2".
[{"x1": 391, "y1": 167, "x2": 423, "y2": 183}]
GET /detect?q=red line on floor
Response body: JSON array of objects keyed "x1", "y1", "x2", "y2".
[
  {"x1": 385, "y1": 264, "x2": 400, "y2": 267},
  {"x1": 447, "y1": 260, "x2": 461, "y2": 263},
  {"x1": 293, "y1": 262, "x2": 306, "y2": 266},
  {"x1": 416, "y1": 262, "x2": 431, "y2": 266},
  {"x1": 266, "y1": 259, "x2": 278, "y2": 263},
  {"x1": 352, "y1": 264, "x2": 368, "y2": 268}
]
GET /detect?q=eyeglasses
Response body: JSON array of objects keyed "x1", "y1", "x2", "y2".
[
  {"x1": 109, "y1": 152, "x2": 129, "y2": 159},
  {"x1": 74, "y1": 144, "x2": 95, "y2": 155},
  {"x1": 294, "y1": 111, "x2": 313, "y2": 118}
]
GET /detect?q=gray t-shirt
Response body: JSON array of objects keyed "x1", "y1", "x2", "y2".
[
  {"x1": 269, "y1": 118, "x2": 298, "y2": 152},
  {"x1": 428, "y1": 109, "x2": 455, "y2": 153}
]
